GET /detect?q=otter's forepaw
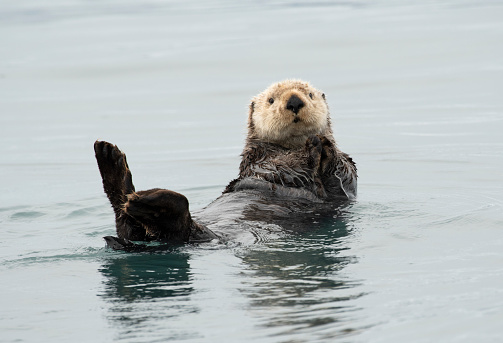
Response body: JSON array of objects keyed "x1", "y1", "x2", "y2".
[
  {"x1": 318, "y1": 136, "x2": 337, "y2": 175},
  {"x1": 305, "y1": 135, "x2": 323, "y2": 169},
  {"x1": 306, "y1": 135, "x2": 322, "y2": 150}
]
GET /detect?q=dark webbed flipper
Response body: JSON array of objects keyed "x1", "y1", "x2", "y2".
[
  {"x1": 124, "y1": 189, "x2": 193, "y2": 242},
  {"x1": 95, "y1": 141, "x2": 146, "y2": 240},
  {"x1": 95, "y1": 140, "x2": 218, "y2": 244},
  {"x1": 125, "y1": 189, "x2": 219, "y2": 243},
  {"x1": 94, "y1": 141, "x2": 135, "y2": 212}
]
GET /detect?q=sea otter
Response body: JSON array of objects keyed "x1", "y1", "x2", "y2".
[{"x1": 95, "y1": 80, "x2": 357, "y2": 249}]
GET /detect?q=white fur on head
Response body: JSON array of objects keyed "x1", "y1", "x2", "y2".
[{"x1": 248, "y1": 80, "x2": 332, "y2": 149}]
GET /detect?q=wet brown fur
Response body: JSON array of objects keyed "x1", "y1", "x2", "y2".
[
  {"x1": 94, "y1": 80, "x2": 357, "y2": 246},
  {"x1": 226, "y1": 80, "x2": 357, "y2": 200},
  {"x1": 94, "y1": 141, "x2": 215, "y2": 243}
]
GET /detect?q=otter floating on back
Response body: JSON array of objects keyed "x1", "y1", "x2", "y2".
[{"x1": 94, "y1": 80, "x2": 357, "y2": 250}]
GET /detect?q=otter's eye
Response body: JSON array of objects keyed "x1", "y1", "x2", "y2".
[
  {"x1": 309, "y1": 93, "x2": 313, "y2": 99},
  {"x1": 321, "y1": 93, "x2": 325, "y2": 100},
  {"x1": 268, "y1": 98, "x2": 274, "y2": 104}
]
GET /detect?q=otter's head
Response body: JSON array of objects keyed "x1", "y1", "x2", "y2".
[{"x1": 247, "y1": 80, "x2": 331, "y2": 149}]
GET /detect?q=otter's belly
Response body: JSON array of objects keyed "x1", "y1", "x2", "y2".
[{"x1": 193, "y1": 184, "x2": 346, "y2": 244}]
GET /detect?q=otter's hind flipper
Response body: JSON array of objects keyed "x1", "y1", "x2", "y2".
[
  {"x1": 95, "y1": 141, "x2": 217, "y2": 245},
  {"x1": 125, "y1": 189, "x2": 195, "y2": 243},
  {"x1": 95, "y1": 141, "x2": 146, "y2": 241},
  {"x1": 94, "y1": 141, "x2": 135, "y2": 212}
]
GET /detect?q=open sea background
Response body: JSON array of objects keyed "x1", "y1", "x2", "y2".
[{"x1": 1, "y1": 1, "x2": 502, "y2": 342}]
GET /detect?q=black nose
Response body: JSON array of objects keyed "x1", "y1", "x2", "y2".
[{"x1": 286, "y1": 95, "x2": 304, "y2": 114}]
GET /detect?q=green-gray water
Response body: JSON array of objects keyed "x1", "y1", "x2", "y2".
[{"x1": 1, "y1": 1, "x2": 502, "y2": 342}]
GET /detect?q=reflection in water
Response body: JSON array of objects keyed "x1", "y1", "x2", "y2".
[
  {"x1": 98, "y1": 203, "x2": 363, "y2": 341},
  {"x1": 98, "y1": 249, "x2": 198, "y2": 341},
  {"x1": 99, "y1": 249, "x2": 192, "y2": 301},
  {"x1": 237, "y1": 205, "x2": 364, "y2": 339}
]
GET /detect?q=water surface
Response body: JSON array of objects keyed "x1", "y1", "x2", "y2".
[{"x1": 1, "y1": 1, "x2": 502, "y2": 342}]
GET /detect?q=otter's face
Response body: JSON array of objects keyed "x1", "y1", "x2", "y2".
[{"x1": 249, "y1": 80, "x2": 329, "y2": 149}]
